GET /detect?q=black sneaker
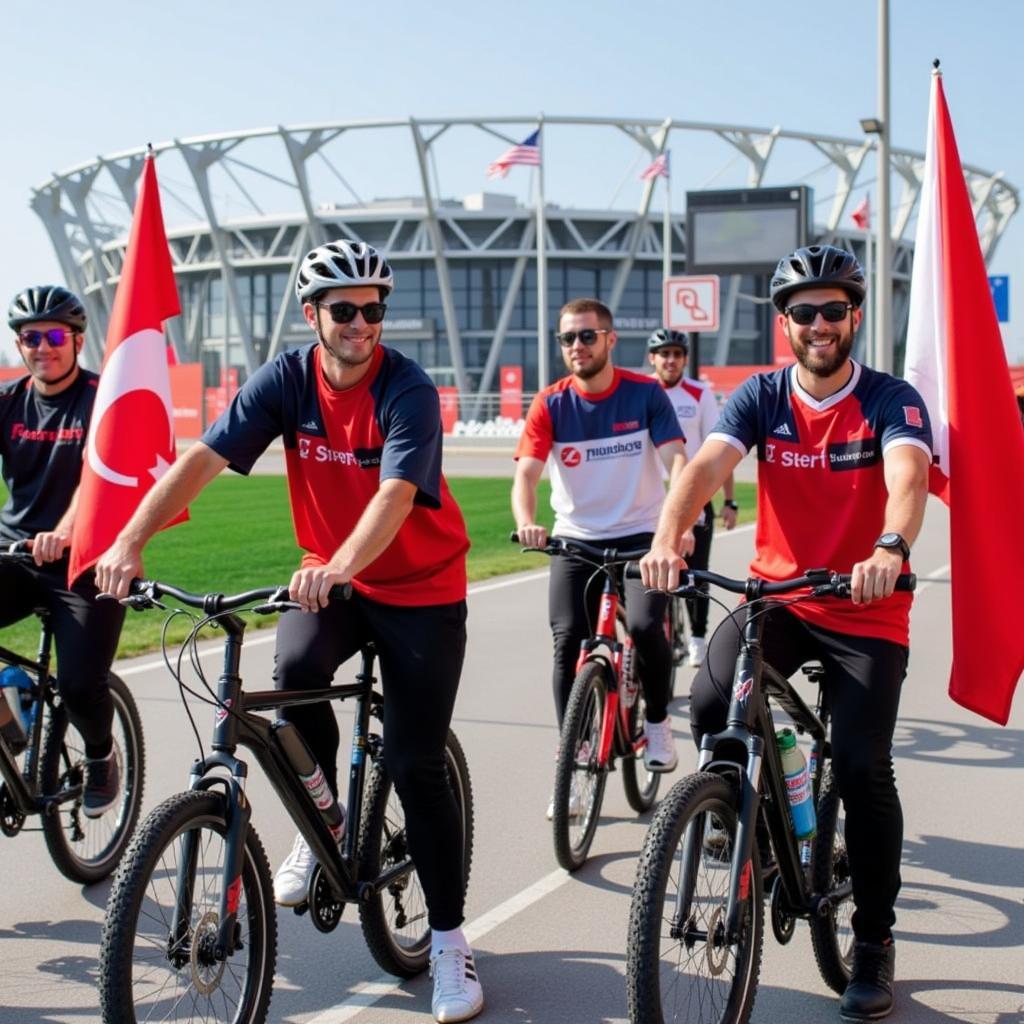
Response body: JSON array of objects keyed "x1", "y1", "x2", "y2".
[
  {"x1": 83, "y1": 750, "x2": 120, "y2": 819},
  {"x1": 839, "y1": 940, "x2": 895, "y2": 1021}
]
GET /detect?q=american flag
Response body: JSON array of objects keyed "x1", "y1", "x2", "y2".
[
  {"x1": 639, "y1": 151, "x2": 670, "y2": 181},
  {"x1": 486, "y1": 130, "x2": 541, "y2": 179}
]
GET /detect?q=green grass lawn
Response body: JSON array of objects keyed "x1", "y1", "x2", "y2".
[{"x1": 0, "y1": 475, "x2": 756, "y2": 659}]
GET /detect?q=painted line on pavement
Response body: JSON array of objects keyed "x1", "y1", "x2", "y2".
[{"x1": 306, "y1": 869, "x2": 571, "y2": 1024}]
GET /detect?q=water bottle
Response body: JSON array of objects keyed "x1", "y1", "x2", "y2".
[
  {"x1": 0, "y1": 667, "x2": 29, "y2": 753},
  {"x1": 776, "y1": 727, "x2": 816, "y2": 840},
  {"x1": 271, "y1": 721, "x2": 346, "y2": 843},
  {"x1": 1, "y1": 666, "x2": 36, "y2": 732},
  {"x1": 620, "y1": 637, "x2": 638, "y2": 708}
]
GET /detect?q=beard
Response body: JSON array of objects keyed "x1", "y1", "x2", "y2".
[
  {"x1": 568, "y1": 346, "x2": 609, "y2": 380},
  {"x1": 791, "y1": 328, "x2": 854, "y2": 378},
  {"x1": 654, "y1": 366, "x2": 682, "y2": 387}
]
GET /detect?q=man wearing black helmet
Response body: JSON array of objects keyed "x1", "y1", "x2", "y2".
[
  {"x1": 647, "y1": 328, "x2": 738, "y2": 667},
  {"x1": 1, "y1": 285, "x2": 127, "y2": 817},
  {"x1": 96, "y1": 240, "x2": 483, "y2": 1023},
  {"x1": 641, "y1": 245, "x2": 932, "y2": 1022}
]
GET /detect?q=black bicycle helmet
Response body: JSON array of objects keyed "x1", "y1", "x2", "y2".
[
  {"x1": 647, "y1": 328, "x2": 688, "y2": 353},
  {"x1": 769, "y1": 245, "x2": 866, "y2": 312},
  {"x1": 7, "y1": 285, "x2": 87, "y2": 332}
]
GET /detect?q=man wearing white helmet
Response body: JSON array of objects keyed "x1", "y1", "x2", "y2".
[{"x1": 96, "y1": 240, "x2": 484, "y2": 1023}]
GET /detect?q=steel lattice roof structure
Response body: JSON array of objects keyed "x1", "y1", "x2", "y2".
[{"x1": 30, "y1": 115, "x2": 1019, "y2": 392}]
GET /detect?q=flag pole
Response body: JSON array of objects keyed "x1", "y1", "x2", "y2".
[
  {"x1": 662, "y1": 154, "x2": 671, "y2": 289},
  {"x1": 535, "y1": 116, "x2": 549, "y2": 390},
  {"x1": 865, "y1": 201, "x2": 874, "y2": 362},
  {"x1": 874, "y1": 0, "x2": 893, "y2": 372}
]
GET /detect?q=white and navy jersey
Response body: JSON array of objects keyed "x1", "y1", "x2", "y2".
[
  {"x1": 709, "y1": 361, "x2": 932, "y2": 645},
  {"x1": 515, "y1": 369, "x2": 684, "y2": 540},
  {"x1": 0, "y1": 371, "x2": 98, "y2": 542},
  {"x1": 659, "y1": 376, "x2": 720, "y2": 459}
]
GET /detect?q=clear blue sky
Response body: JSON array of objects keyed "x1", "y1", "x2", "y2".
[{"x1": 2, "y1": 0, "x2": 1020, "y2": 359}]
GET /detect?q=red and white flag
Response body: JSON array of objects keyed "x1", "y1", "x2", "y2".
[
  {"x1": 904, "y1": 67, "x2": 1024, "y2": 725},
  {"x1": 640, "y1": 151, "x2": 670, "y2": 181},
  {"x1": 850, "y1": 195, "x2": 870, "y2": 230},
  {"x1": 69, "y1": 154, "x2": 188, "y2": 583},
  {"x1": 486, "y1": 130, "x2": 540, "y2": 179}
]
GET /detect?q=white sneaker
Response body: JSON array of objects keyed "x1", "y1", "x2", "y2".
[
  {"x1": 431, "y1": 947, "x2": 484, "y2": 1022},
  {"x1": 688, "y1": 637, "x2": 707, "y2": 667},
  {"x1": 273, "y1": 824, "x2": 345, "y2": 907},
  {"x1": 644, "y1": 717, "x2": 678, "y2": 773},
  {"x1": 545, "y1": 781, "x2": 584, "y2": 821}
]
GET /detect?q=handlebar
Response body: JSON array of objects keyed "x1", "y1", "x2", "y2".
[
  {"x1": 510, "y1": 532, "x2": 650, "y2": 563},
  {"x1": 0, "y1": 540, "x2": 35, "y2": 563},
  {"x1": 117, "y1": 578, "x2": 353, "y2": 615},
  {"x1": 624, "y1": 562, "x2": 916, "y2": 599}
]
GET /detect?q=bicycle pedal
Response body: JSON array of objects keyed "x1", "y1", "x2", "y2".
[{"x1": 293, "y1": 901, "x2": 309, "y2": 916}]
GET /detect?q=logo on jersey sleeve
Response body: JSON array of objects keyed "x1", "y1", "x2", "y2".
[{"x1": 903, "y1": 406, "x2": 924, "y2": 428}]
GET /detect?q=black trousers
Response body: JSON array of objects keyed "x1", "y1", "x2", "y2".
[
  {"x1": 548, "y1": 532, "x2": 672, "y2": 727},
  {"x1": 0, "y1": 558, "x2": 125, "y2": 757},
  {"x1": 684, "y1": 501, "x2": 715, "y2": 639},
  {"x1": 273, "y1": 593, "x2": 468, "y2": 931},
  {"x1": 689, "y1": 604, "x2": 907, "y2": 944}
]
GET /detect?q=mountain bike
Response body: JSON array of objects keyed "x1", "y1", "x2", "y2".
[
  {"x1": 0, "y1": 543, "x2": 145, "y2": 883},
  {"x1": 625, "y1": 567, "x2": 914, "y2": 1024},
  {"x1": 99, "y1": 577, "x2": 473, "y2": 1024},
  {"x1": 514, "y1": 534, "x2": 663, "y2": 871}
]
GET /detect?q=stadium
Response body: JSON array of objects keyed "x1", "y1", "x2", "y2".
[{"x1": 29, "y1": 114, "x2": 1019, "y2": 419}]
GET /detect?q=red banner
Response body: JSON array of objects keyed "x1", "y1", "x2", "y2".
[
  {"x1": 499, "y1": 365, "x2": 523, "y2": 419},
  {"x1": 204, "y1": 368, "x2": 239, "y2": 428},
  {"x1": 169, "y1": 363, "x2": 203, "y2": 439},
  {"x1": 437, "y1": 386, "x2": 459, "y2": 434}
]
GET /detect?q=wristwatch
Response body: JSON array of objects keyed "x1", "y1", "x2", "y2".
[
  {"x1": 723, "y1": 500, "x2": 738, "y2": 511},
  {"x1": 874, "y1": 532, "x2": 910, "y2": 560}
]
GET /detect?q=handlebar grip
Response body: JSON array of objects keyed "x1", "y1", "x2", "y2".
[
  {"x1": 624, "y1": 562, "x2": 642, "y2": 580},
  {"x1": 510, "y1": 531, "x2": 520, "y2": 545},
  {"x1": 895, "y1": 573, "x2": 916, "y2": 592}
]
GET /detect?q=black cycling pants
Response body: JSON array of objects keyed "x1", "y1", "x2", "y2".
[
  {"x1": 548, "y1": 532, "x2": 672, "y2": 727},
  {"x1": 274, "y1": 593, "x2": 468, "y2": 931},
  {"x1": 0, "y1": 558, "x2": 125, "y2": 758},
  {"x1": 690, "y1": 604, "x2": 907, "y2": 944},
  {"x1": 684, "y1": 502, "x2": 715, "y2": 639}
]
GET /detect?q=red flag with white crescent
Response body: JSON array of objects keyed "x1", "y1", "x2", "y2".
[
  {"x1": 69, "y1": 154, "x2": 188, "y2": 584},
  {"x1": 904, "y1": 68, "x2": 1024, "y2": 725}
]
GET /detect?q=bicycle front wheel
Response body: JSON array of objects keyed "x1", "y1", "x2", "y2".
[
  {"x1": 627, "y1": 772, "x2": 764, "y2": 1024},
  {"x1": 40, "y1": 671, "x2": 145, "y2": 883},
  {"x1": 358, "y1": 729, "x2": 474, "y2": 978},
  {"x1": 100, "y1": 790, "x2": 277, "y2": 1024},
  {"x1": 808, "y1": 764, "x2": 855, "y2": 993}
]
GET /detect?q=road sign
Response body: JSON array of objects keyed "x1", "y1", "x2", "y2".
[
  {"x1": 664, "y1": 275, "x2": 720, "y2": 332},
  {"x1": 989, "y1": 275, "x2": 1009, "y2": 322}
]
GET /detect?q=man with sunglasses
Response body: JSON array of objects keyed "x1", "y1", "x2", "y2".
[
  {"x1": 641, "y1": 244, "x2": 932, "y2": 1022},
  {"x1": 1, "y1": 285, "x2": 127, "y2": 817},
  {"x1": 512, "y1": 298, "x2": 688, "y2": 808},
  {"x1": 95, "y1": 240, "x2": 484, "y2": 1023},
  {"x1": 647, "y1": 328, "x2": 738, "y2": 667}
]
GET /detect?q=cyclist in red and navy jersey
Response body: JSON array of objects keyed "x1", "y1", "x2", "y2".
[
  {"x1": 641, "y1": 245, "x2": 932, "y2": 1023},
  {"x1": 512, "y1": 298, "x2": 688, "y2": 806},
  {"x1": 95, "y1": 240, "x2": 483, "y2": 1024},
  {"x1": 647, "y1": 328, "x2": 738, "y2": 667},
  {"x1": 0, "y1": 285, "x2": 126, "y2": 818}
]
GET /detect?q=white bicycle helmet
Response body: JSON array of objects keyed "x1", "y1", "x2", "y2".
[{"x1": 295, "y1": 240, "x2": 395, "y2": 303}]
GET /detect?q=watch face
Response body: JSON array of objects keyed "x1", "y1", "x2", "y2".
[{"x1": 879, "y1": 533, "x2": 900, "y2": 546}]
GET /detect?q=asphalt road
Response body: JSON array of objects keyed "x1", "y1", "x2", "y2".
[{"x1": 0, "y1": 496, "x2": 1021, "y2": 1023}]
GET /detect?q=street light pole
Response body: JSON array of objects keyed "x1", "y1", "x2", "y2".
[{"x1": 875, "y1": 0, "x2": 893, "y2": 373}]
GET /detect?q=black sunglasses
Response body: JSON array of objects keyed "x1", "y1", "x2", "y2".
[
  {"x1": 784, "y1": 302, "x2": 854, "y2": 326},
  {"x1": 316, "y1": 301, "x2": 388, "y2": 325},
  {"x1": 556, "y1": 328, "x2": 610, "y2": 347},
  {"x1": 17, "y1": 328, "x2": 75, "y2": 349}
]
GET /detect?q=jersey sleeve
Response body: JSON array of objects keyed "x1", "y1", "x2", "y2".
[
  {"x1": 378, "y1": 380, "x2": 445, "y2": 508},
  {"x1": 699, "y1": 386, "x2": 720, "y2": 448},
  {"x1": 707, "y1": 375, "x2": 759, "y2": 455},
  {"x1": 878, "y1": 379, "x2": 933, "y2": 456},
  {"x1": 201, "y1": 359, "x2": 285, "y2": 474},
  {"x1": 649, "y1": 384, "x2": 686, "y2": 447},
  {"x1": 515, "y1": 392, "x2": 553, "y2": 462}
]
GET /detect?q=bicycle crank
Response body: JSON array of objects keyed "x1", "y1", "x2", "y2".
[{"x1": 308, "y1": 864, "x2": 345, "y2": 933}]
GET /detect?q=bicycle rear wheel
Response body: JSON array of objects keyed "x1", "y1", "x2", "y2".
[
  {"x1": 808, "y1": 764, "x2": 855, "y2": 993},
  {"x1": 553, "y1": 660, "x2": 609, "y2": 871},
  {"x1": 669, "y1": 598, "x2": 687, "y2": 670},
  {"x1": 40, "y1": 671, "x2": 145, "y2": 883},
  {"x1": 100, "y1": 789, "x2": 276, "y2": 1024},
  {"x1": 358, "y1": 729, "x2": 474, "y2": 978},
  {"x1": 627, "y1": 772, "x2": 764, "y2": 1024}
]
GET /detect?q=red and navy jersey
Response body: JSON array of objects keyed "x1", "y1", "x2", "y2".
[
  {"x1": 203, "y1": 344, "x2": 468, "y2": 606},
  {"x1": 709, "y1": 361, "x2": 932, "y2": 644},
  {"x1": 515, "y1": 368, "x2": 684, "y2": 539},
  {"x1": 0, "y1": 371, "x2": 97, "y2": 542}
]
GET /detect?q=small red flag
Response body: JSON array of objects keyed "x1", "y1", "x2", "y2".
[
  {"x1": 640, "y1": 151, "x2": 670, "y2": 181},
  {"x1": 69, "y1": 154, "x2": 188, "y2": 583},
  {"x1": 851, "y1": 195, "x2": 871, "y2": 230},
  {"x1": 904, "y1": 69, "x2": 1024, "y2": 725}
]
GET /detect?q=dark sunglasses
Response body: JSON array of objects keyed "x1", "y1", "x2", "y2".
[
  {"x1": 556, "y1": 328, "x2": 610, "y2": 347},
  {"x1": 316, "y1": 300, "x2": 388, "y2": 325},
  {"x1": 784, "y1": 302, "x2": 854, "y2": 326},
  {"x1": 17, "y1": 328, "x2": 75, "y2": 349}
]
